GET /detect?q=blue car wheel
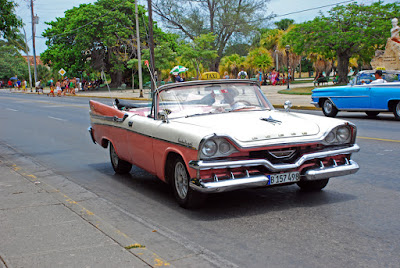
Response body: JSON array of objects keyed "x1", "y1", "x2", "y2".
[
  {"x1": 394, "y1": 101, "x2": 400, "y2": 120},
  {"x1": 322, "y1": 99, "x2": 338, "y2": 117}
]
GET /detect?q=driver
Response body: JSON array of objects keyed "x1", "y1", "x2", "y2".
[{"x1": 221, "y1": 88, "x2": 244, "y2": 110}]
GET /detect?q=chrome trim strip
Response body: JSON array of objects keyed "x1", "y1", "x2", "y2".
[
  {"x1": 311, "y1": 101, "x2": 320, "y2": 107},
  {"x1": 190, "y1": 175, "x2": 270, "y2": 193},
  {"x1": 313, "y1": 95, "x2": 370, "y2": 98},
  {"x1": 90, "y1": 112, "x2": 129, "y2": 123},
  {"x1": 189, "y1": 144, "x2": 360, "y2": 171},
  {"x1": 339, "y1": 108, "x2": 388, "y2": 111},
  {"x1": 90, "y1": 122, "x2": 197, "y2": 150},
  {"x1": 304, "y1": 160, "x2": 359, "y2": 180}
]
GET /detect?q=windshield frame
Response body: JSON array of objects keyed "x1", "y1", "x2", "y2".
[{"x1": 151, "y1": 80, "x2": 274, "y2": 120}]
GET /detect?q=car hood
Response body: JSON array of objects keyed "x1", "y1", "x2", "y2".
[{"x1": 173, "y1": 110, "x2": 320, "y2": 142}]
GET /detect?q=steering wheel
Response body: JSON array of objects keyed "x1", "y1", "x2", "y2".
[{"x1": 234, "y1": 100, "x2": 251, "y2": 105}]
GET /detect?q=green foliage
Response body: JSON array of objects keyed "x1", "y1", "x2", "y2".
[
  {"x1": 224, "y1": 43, "x2": 251, "y2": 57},
  {"x1": 245, "y1": 47, "x2": 273, "y2": 71},
  {"x1": 274, "y1": 19, "x2": 294, "y2": 31},
  {"x1": 179, "y1": 33, "x2": 218, "y2": 78},
  {"x1": 219, "y1": 53, "x2": 246, "y2": 77},
  {"x1": 153, "y1": 0, "x2": 270, "y2": 70},
  {"x1": 0, "y1": 40, "x2": 29, "y2": 80},
  {"x1": 260, "y1": 29, "x2": 285, "y2": 51},
  {"x1": 41, "y1": 0, "x2": 174, "y2": 85},
  {"x1": 0, "y1": 0, "x2": 22, "y2": 39},
  {"x1": 282, "y1": 2, "x2": 400, "y2": 83}
]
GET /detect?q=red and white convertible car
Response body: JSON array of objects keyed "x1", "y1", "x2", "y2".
[{"x1": 88, "y1": 80, "x2": 360, "y2": 208}]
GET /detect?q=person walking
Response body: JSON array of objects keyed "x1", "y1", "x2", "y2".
[
  {"x1": 271, "y1": 68, "x2": 278, "y2": 85},
  {"x1": 22, "y1": 79, "x2": 26, "y2": 91},
  {"x1": 257, "y1": 69, "x2": 263, "y2": 86},
  {"x1": 237, "y1": 67, "x2": 248, "y2": 79}
]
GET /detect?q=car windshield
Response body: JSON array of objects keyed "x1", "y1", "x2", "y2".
[{"x1": 157, "y1": 82, "x2": 273, "y2": 119}]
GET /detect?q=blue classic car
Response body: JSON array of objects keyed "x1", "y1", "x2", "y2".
[{"x1": 311, "y1": 70, "x2": 400, "y2": 120}]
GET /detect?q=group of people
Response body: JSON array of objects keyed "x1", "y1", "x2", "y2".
[{"x1": 0, "y1": 79, "x2": 28, "y2": 91}]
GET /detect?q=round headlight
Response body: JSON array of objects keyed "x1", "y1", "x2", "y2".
[
  {"x1": 202, "y1": 140, "x2": 217, "y2": 156},
  {"x1": 325, "y1": 131, "x2": 336, "y2": 143},
  {"x1": 336, "y1": 126, "x2": 350, "y2": 142},
  {"x1": 219, "y1": 141, "x2": 231, "y2": 154}
]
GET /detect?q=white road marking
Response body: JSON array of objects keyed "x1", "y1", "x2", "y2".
[
  {"x1": 6, "y1": 108, "x2": 18, "y2": 112},
  {"x1": 48, "y1": 116, "x2": 67, "y2": 122}
]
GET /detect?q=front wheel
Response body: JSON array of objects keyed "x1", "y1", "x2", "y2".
[
  {"x1": 109, "y1": 142, "x2": 132, "y2": 174},
  {"x1": 322, "y1": 99, "x2": 338, "y2": 117},
  {"x1": 171, "y1": 158, "x2": 206, "y2": 208},
  {"x1": 394, "y1": 101, "x2": 400, "y2": 120},
  {"x1": 297, "y1": 178, "x2": 329, "y2": 191}
]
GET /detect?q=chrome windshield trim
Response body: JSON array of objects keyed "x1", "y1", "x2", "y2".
[{"x1": 189, "y1": 144, "x2": 360, "y2": 172}]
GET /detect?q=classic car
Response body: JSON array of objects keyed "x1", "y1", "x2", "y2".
[
  {"x1": 89, "y1": 80, "x2": 360, "y2": 208},
  {"x1": 312, "y1": 71, "x2": 400, "y2": 120}
]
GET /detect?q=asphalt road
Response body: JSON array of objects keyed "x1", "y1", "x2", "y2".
[{"x1": 1, "y1": 92, "x2": 399, "y2": 267}]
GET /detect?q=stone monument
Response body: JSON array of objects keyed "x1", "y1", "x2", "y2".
[{"x1": 371, "y1": 18, "x2": 400, "y2": 70}]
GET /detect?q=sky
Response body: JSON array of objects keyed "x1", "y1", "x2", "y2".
[{"x1": 13, "y1": 0, "x2": 398, "y2": 55}]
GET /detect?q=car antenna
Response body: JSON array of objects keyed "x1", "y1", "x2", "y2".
[
  {"x1": 100, "y1": 69, "x2": 114, "y2": 106},
  {"x1": 144, "y1": 60, "x2": 159, "y2": 95}
]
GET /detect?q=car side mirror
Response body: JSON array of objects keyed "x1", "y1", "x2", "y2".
[
  {"x1": 284, "y1": 100, "x2": 292, "y2": 112},
  {"x1": 158, "y1": 110, "x2": 170, "y2": 123}
]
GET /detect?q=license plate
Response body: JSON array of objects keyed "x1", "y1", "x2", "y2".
[{"x1": 268, "y1": 172, "x2": 300, "y2": 185}]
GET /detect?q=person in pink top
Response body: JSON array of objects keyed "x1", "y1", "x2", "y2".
[{"x1": 270, "y1": 68, "x2": 278, "y2": 86}]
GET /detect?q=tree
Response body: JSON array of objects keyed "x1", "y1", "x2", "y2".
[
  {"x1": 282, "y1": 2, "x2": 400, "y2": 84},
  {"x1": 219, "y1": 54, "x2": 245, "y2": 78},
  {"x1": 245, "y1": 47, "x2": 273, "y2": 74},
  {"x1": 0, "y1": 40, "x2": 28, "y2": 80},
  {"x1": 180, "y1": 33, "x2": 218, "y2": 79},
  {"x1": 42, "y1": 0, "x2": 173, "y2": 86},
  {"x1": 0, "y1": 0, "x2": 22, "y2": 39},
  {"x1": 274, "y1": 19, "x2": 294, "y2": 31},
  {"x1": 153, "y1": 0, "x2": 271, "y2": 71}
]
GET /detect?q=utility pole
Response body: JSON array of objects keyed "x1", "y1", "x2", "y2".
[
  {"x1": 147, "y1": 0, "x2": 156, "y2": 92},
  {"x1": 30, "y1": 0, "x2": 38, "y2": 90},
  {"x1": 135, "y1": 0, "x2": 143, "y2": 91},
  {"x1": 22, "y1": 27, "x2": 33, "y2": 92}
]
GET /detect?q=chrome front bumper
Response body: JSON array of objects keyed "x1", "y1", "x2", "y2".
[
  {"x1": 189, "y1": 144, "x2": 360, "y2": 172},
  {"x1": 88, "y1": 127, "x2": 96, "y2": 144},
  {"x1": 311, "y1": 101, "x2": 320, "y2": 108},
  {"x1": 189, "y1": 144, "x2": 360, "y2": 193}
]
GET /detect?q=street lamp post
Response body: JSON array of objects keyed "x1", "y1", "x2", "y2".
[{"x1": 285, "y1": 45, "x2": 290, "y2": 90}]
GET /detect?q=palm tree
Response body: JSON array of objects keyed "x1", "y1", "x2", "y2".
[{"x1": 219, "y1": 54, "x2": 245, "y2": 78}]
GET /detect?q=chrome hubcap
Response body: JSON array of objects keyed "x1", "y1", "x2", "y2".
[
  {"x1": 111, "y1": 145, "x2": 118, "y2": 166},
  {"x1": 324, "y1": 100, "x2": 333, "y2": 113},
  {"x1": 175, "y1": 162, "x2": 188, "y2": 199},
  {"x1": 396, "y1": 102, "x2": 400, "y2": 116}
]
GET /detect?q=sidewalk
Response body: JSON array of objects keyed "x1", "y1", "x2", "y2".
[
  {"x1": 1, "y1": 82, "x2": 318, "y2": 110},
  {"x1": 0, "y1": 142, "x2": 231, "y2": 268}
]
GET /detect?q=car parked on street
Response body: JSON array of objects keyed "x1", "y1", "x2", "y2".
[
  {"x1": 89, "y1": 80, "x2": 360, "y2": 208},
  {"x1": 312, "y1": 71, "x2": 400, "y2": 120}
]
